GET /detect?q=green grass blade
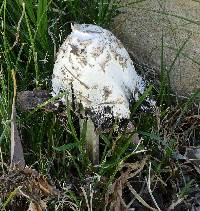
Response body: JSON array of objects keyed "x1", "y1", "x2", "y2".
[
  {"x1": 131, "y1": 85, "x2": 153, "y2": 115},
  {"x1": 37, "y1": 0, "x2": 48, "y2": 47},
  {"x1": 168, "y1": 33, "x2": 192, "y2": 73},
  {"x1": 175, "y1": 88, "x2": 200, "y2": 127}
]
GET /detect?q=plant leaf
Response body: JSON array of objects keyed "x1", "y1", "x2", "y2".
[{"x1": 10, "y1": 70, "x2": 25, "y2": 169}]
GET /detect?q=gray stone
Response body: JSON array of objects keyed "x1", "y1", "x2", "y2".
[{"x1": 112, "y1": 0, "x2": 200, "y2": 96}]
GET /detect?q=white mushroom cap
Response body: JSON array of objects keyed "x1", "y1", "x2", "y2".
[{"x1": 52, "y1": 24, "x2": 145, "y2": 126}]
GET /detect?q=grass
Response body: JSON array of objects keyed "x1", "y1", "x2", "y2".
[{"x1": 0, "y1": 0, "x2": 200, "y2": 210}]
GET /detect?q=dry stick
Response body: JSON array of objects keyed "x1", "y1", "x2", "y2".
[
  {"x1": 0, "y1": 126, "x2": 7, "y2": 174},
  {"x1": 0, "y1": 146, "x2": 5, "y2": 174},
  {"x1": 64, "y1": 65, "x2": 89, "y2": 89},
  {"x1": 127, "y1": 181, "x2": 146, "y2": 208},
  {"x1": 127, "y1": 182, "x2": 157, "y2": 211},
  {"x1": 0, "y1": 72, "x2": 5, "y2": 173},
  {"x1": 80, "y1": 186, "x2": 91, "y2": 211},
  {"x1": 167, "y1": 198, "x2": 184, "y2": 211},
  {"x1": 89, "y1": 184, "x2": 93, "y2": 211},
  {"x1": 10, "y1": 70, "x2": 25, "y2": 169},
  {"x1": 146, "y1": 162, "x2": 161, "y2": 211}
]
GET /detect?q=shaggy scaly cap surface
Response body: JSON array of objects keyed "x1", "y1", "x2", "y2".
[{"x1": 52, "y1": 24, "x2": 145, "y2": 126}]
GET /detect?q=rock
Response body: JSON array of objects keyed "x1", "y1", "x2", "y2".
[{"x1": 112, "y1": 0, "x2": 200, "y2": 96}]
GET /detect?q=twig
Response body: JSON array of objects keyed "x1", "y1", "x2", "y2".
[
  {"x1": 127, "y1": 182, "x2": 157, "y2": 211},
  {"x1": 167, "y1": 198, "x2": 184, "y2": 211},
  {"x1": 89, "y1": 184, "x2": 93, "y2": 211},
  {"x1": 0, "y1": 146, "x2": 5, "y2": 174},
  {"x1": 64, "y1": 65, "x2": 89, "y2": 89},
  {"x1": 146, "y1": 162, "x2": 161, "y2": 211},
  {"x1": 127, "y1": 181, "x2": 145, "y2": 208},
  {"x1": 80, "y1": 186, "x2": 91, "y2": 211}
]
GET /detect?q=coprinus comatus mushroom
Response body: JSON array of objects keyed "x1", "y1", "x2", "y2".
[{"x1": 52, "y1": 24, "x2": 146, "y2": 165}]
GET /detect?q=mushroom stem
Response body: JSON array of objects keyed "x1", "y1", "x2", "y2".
[
  {"x1": 80, "y1": 117, "x2": 99, "y2": 165},
  {"x1": 86, "y1": 118, "x2": 99, "y2": 165}
]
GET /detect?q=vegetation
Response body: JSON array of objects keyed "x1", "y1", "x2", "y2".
[{"x1": 0, "y1": 0, "x2": 200, "y2": 210}]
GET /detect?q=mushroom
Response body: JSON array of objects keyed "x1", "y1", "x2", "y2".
[{"x1": 52, "y1": 24, "x2": 146, "y2": 165}]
